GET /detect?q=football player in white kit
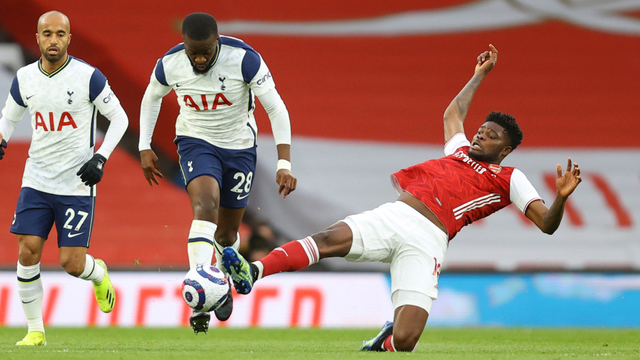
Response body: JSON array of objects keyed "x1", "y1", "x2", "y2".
[
  {"x1": 0, "y1": 11, "x2": 128, "y2": 346},
  {"x1": 138, "y1": 12, "x2": 296, "y2": 332}
]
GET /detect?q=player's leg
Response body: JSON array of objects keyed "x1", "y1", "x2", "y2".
[
  {"x1": 361, "y1": 202, "x2": 447, "y2": 352},
  {"x1": 186, "y1": 175, "x2": 220, "y2": 269},
  {"x1": 15, "y1": 234, "x2": 47, "y2": 346},
  {"x1": 205, "y1": 144, "x2": 258, "y2": 320},
  {"x1": 213, "y1": 144, "x2": 257, "y2": 264},
  {"x1": 11, "y1": 188, "x2": 53, "y2": 346},
  {"x1": 214, "y1": 206, "x2": 244, "y2": 254},
  {"x1": 184, "y1": 175, "x2": 223, "y2": 330},
  {"x1": 55, "y1": 194, "x2": 113, "y2": 313},
  {"x1": 205, "y1": 206, "x2": 244, "y2": 322},
  {"x1": 360, "y1": 304, "x2": 428, "y2": 352},
  {"x1": 223, "y1": 221, "x2": 354, "y2": 294},
  {"x1": 177, "y1": 136, "x2": 226, "y2": 270},
  {"x1": 392, "y1": 305, "x2": 429, "y2": 351}
]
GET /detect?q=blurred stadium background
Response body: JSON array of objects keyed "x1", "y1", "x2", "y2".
[{"x1": 0, "y1": 0, "x2": 639, "y2": 328}]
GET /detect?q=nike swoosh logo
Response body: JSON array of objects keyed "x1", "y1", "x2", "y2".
[
  {"x1": 68, "y1": 232, "x2": 84, "y2": 238},
  {"x1": 237, "y1": 193, "x2": 250, "y2": 200},
  {"x1": 21, "y1": 299, "x2": 36, "y2": 304},
  {"x1": 26, "y1": 95, "x2": 35, "y2": 100}
]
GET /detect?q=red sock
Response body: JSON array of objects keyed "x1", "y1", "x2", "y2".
[
  {"x1": 382, "y1": 335, "x2": 396, "y2": 352},
  {"x1": 260, "y1": 237, "x2": 319, "y2": 277}
]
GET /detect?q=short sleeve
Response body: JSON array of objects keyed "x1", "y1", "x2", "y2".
[
  {"x1": 89, "y1": 68, "x2": 107, "y2": 102},
  {"x1": 510, "y1": 169, "x2": 543, "y2": 213},
  {"x1": 444, "y1": 132, "x2": 470, "y2": 155}
]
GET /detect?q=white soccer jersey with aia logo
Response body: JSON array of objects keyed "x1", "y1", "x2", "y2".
[
  {"x1": 144, "y1": 35, "x2": 277, "y2": 150},
  {"x1": 0, "y1": 56, "x2": 125, "y2": 196}
]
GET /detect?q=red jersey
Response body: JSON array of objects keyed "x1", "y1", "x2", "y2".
[{"x1": 391, "y1": 133, "x2": 541, "y2": 240}]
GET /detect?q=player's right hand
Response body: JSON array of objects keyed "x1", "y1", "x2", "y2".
[
  {"x1": 0, "y1": 139, "x2": 7, "y2": 160},
  {"x1": 140, "y1": 149, "x2": 164, "y2": 186}
]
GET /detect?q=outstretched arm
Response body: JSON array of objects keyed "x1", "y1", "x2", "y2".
[
  {"x1": 525, "y1": 158, "x2": 582, "y2": 234},
  {"x1": 443, "y1": 44, "x2": 498, "y2": 143}
]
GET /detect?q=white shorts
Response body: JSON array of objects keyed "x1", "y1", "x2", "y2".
[{"x1": 343, "y1": 201, "x2": 448, "y2": 313}]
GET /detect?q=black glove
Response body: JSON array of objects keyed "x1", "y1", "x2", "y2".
[
  {"x1": 77, "y1": 154, "x2": 107, "y2": 186},
  {"x1": 0, "y1": 139, "x2": 6, "y2": 160}
]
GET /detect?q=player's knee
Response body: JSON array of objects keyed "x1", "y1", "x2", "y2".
[
  {"x1": 311, "y1": 231, "x2": 332, "y2": 254},
  {"x1": 311, "y1": 225, "x2": 352, "y2": 258},
  {"x1": 18, "y1": 248, "x2": 40, "y2": 266},
  {"x1": 60, "y1": 258, "x2": 84, "y2": 277},
  {"x1": 392, "y1": 327, "x2": 421, "y2": 352},
  {"x1": 18, "y1": 243, "x2": 41, "y2": 266},
  {"x1": 192, "y1": 200, "x2": 219, "y2": 220}
]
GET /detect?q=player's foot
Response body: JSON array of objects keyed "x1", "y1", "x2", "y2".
[
  {"x1": 359, "y1": 321, "x2": 393, "y2": 351},
  {"x1": 221, "y1": 247, "x2": 254, "y2": 294},
  {"x1": 16, "y1": 331, "x2": 46, "y2": 346},
  {"x1": 213, "y1": 280, "x2": 233, "y2": 321},
  {"x1": 93, "y1": 259, "x2": 116, "y2": 313},
  {"x1": 189, "y1": 312, "x2": 210, "y2": 334}
]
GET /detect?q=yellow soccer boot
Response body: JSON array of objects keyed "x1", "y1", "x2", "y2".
[
  {"x1": 93, "y1": 259, "x2": 116, "y2": 312},
  {"x1": 16, "y1": 331, "x2": 46, "y2": 346}
]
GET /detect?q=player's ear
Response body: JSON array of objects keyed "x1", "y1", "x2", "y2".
[{"x1": 500, "y1": 145, "x2": 513, "y2": 158}]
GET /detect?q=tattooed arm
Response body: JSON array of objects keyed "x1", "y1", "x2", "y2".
[{"x1": 443, "y1": 44, "x2": 498, "y2": 143}]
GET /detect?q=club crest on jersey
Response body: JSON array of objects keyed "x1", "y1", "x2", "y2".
[
  {"x1": 219, "y1": 77, "x2": 226, "y2": 91},
  {"x1": 488, "y1": 164, "x2": 502, "y2": 174},
  {"x1": 67, "y1": 90, "x2": 74, "y2": 104}
]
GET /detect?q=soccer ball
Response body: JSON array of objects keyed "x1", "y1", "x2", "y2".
[{"x1": 181, "y1": 265, "x2": 230, "y2": 312}]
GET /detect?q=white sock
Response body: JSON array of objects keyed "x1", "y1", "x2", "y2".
[
  {"x1": 214, "y1": 232, "x2": 240, "y2": 273},
  {"x1": 78, "y1": 254, "x2": 105, "y2": 283},
  {"x1": 187, "y1": 220, "x2": 216, "y2": 269},
  {"x1": 17, "y1": 261, "x2": 44, "y2": 334}
]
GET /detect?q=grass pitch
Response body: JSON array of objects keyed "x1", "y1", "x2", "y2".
[{"x1": 1, "y1": 327, "x2": 640, "y2": 359}]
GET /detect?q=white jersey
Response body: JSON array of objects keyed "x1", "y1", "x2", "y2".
[
  {"x1": 0, "y1": 56, "x2": 128, "y2": 196},
  {"x1": 144, "y1": 35, "x2": 278, "y2": 150}
]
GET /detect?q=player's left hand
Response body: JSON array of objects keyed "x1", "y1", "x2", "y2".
[
  {"x1": 77, "y1": 154, "x2": 107, "y2": 186},
  {"x1": 475, "y1": 44, "x2": 498, "y2": 75},
  {"x1": 0, "y1": 139, "x2": 6, "y2": 160},
  {"x1": 276, "y1": 169, "x2": 297, "y2": 198},
  {"x1": 555, "y1": 157, "x2": 581, "y2": 198}
]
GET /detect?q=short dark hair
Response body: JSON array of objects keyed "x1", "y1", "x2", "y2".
[
  {"x1": 486, "y1": 111, "x2": 523, "y2": 150},
  {"x1": 182, "y1": 13, "x2": 218, "y2": 40}
]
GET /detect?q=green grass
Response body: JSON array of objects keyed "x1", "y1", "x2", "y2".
[{"x1": 1, "y1": 327, "x2": 640, "y2": 359}]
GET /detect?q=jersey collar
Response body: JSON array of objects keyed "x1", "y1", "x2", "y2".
[{"x1": 38, "y1": 56, "x2": 71, "y2": 78}]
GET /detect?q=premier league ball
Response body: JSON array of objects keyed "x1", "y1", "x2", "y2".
[{"x1": 181, "y1": 265, "x2": 230, "y2": 312}]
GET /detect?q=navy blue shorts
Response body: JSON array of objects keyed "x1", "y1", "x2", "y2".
[
  {"x1": 175, "y1": 136, "x2": 257, "y2": 209},
  {"x1": 10, "y1": 187, "x2": 95, "y2": 247}
]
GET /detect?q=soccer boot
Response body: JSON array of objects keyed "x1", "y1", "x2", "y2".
[
  {"x1": 189, "y1": 311, "x2": 210, "y2": 334},
  {"x1": 213, "y1": 279, "x2": 233, "y2": 321},
  {"x1": 16, "y1": 331, "x2": 46, "y2": 346},
  {"x1": 359, "y1": 321, "x2": 393, "y2": 351},
  {"x1": 93, "y1": 259, "x2": 116, "y2": 313},
  {"x1": 221, "y1": 247, "x2": 254, "y2": 294}
]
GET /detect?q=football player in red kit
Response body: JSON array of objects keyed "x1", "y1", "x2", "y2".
[{"x1": 222, "y1": 44, "x2": 581, "y2": 352}]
